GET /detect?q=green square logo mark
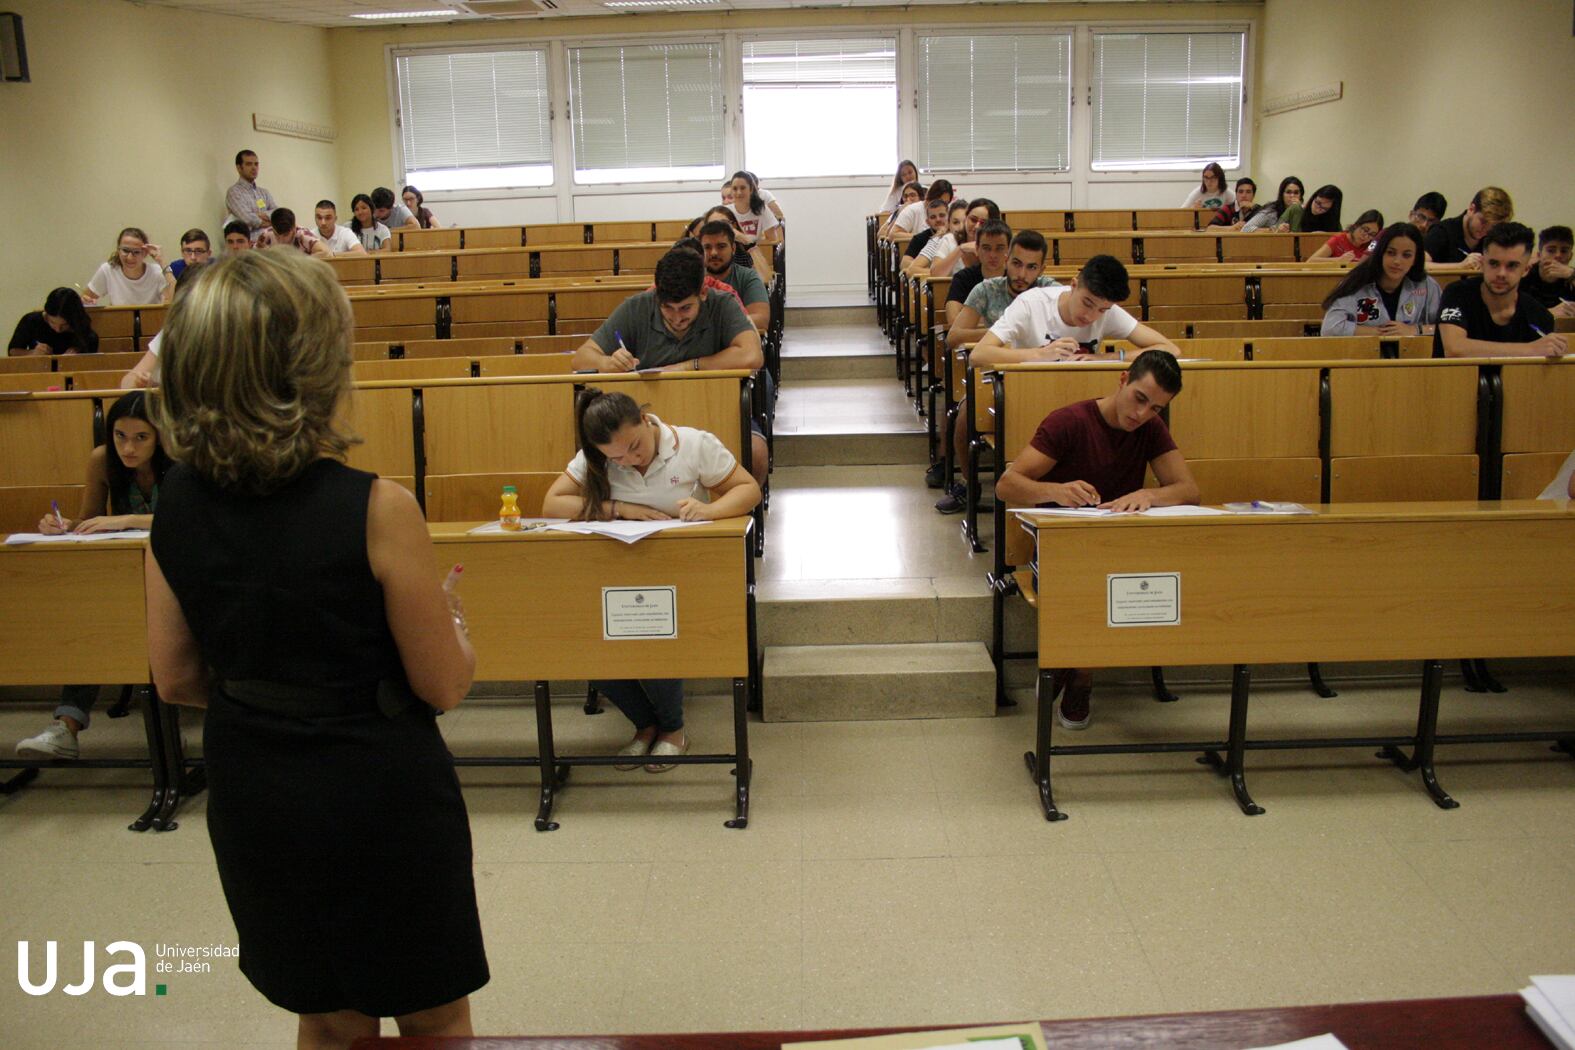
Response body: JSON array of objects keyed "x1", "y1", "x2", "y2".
[{"x1": 155, "y1": 984, "x2": 167, "y2": 996}]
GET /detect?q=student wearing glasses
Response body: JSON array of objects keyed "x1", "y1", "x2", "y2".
[
  {"x1": 82, "y1": 227, "x2": 173, "y2": 306},
  {"x1": 166, "y1": 229, "x2": 213, "y2": 281}
]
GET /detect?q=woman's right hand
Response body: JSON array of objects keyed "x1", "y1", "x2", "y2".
[
  {"x1": 615, "y1": 501, "x2": 672, "y2": 522},
  {"x1": 39, "y1": 513, "x2": 72, "y2": 535}
]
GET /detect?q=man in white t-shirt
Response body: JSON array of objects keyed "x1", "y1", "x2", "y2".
[
  {"x1": 971, "y1": 255, "x2": 1178, "y2": 367},
  {"x1": 314, "y1": 199, "x2": 367, "y2": 256}
]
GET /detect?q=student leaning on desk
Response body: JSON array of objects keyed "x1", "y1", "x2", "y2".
[
  {"x1": 542, "y1": 387, "x2": 762, "y2": 773},
  {"x1": 994, "y1": 349, "x2": 1200, "y2": 734},
  {"x1": 143, "y1": 249, "x2": 488, "y2": 1046}
]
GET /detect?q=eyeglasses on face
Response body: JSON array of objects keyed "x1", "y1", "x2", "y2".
[{"x1": 119, "y1": 246, "x2": 146, "y2": 256}]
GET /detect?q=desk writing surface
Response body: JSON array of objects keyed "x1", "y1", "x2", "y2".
[
  {"x1": 1029, "y1": 501, "x2": 1575, "y2": 668},
  {"x1": 0, "y1": 538, "x2": 149, "y2": 684},
  {"x1": 428, "y1": 520, "x2": 751, "y2": 681}
]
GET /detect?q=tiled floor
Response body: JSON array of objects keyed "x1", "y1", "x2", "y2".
[
  {"x1": 3, "y1": 320, "x2": 1572, "y2": 1046},
  {"x1": 3, "y1": 672, "x2": 1571, "y2": 1047}
]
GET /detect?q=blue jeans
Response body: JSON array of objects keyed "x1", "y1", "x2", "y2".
[
  {"x1": 55, "y1": 685, "x2": 101, "y2": 728},
  {"x1": 591, "y1": 679, "x2": 684, "y2": 734}
]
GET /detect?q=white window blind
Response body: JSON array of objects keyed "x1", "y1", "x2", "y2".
[
  {"x1": 395, "y1": 49, "x2": 552, "y2": 190},
  {"x1": 1091, "y1": 32, "x2": 1245, "y2": 171},
  {"x1": 569, "y1": 42, "x2": 724, "y2": 184},
  {"x1": 742, "y1": 38, "x2": 896, "y2": 178},
  {"x1": 916, "y1": 34, "x2": 1071, "y2": 173}
]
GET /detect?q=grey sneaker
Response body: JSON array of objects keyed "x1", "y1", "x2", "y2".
[
  {"x1": 934, "y1": 482, "x2": 966, "y2": 514},
  {"x1": 16, "y1": 720, "x2": 80, "y2": 760}
]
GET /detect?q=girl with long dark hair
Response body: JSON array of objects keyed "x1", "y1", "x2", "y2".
[
  {"x1": 1309, "y1": 208, "x2": 1384, "y2": 262},
  {"x1": 401, "y1": 185, "x2": 437, "y2": 229},
  {"x1": 1320, "y1": 223, "x2": 1441, "y2": 336},
  {"x1": 726, "y1": 171, "x2": 783, "y2": 246},
  {"x1": 7, "y1": 287, "x2": 99, "y2": 355},
  {"x1": 1300, "y1": 185, "x2": 1345, "y2": 233},
  {"x1": 350, "y1": 193, "x2": 391, "y2": 251},
  {"x1": 15, "y1": 391, "x2": 170, "y2": 760},
  {"x1": 1242, "y1": 176, "x2": 1305, "y2": 232},
  {"x1": 541, "y1": 387, "x2": 761, "y2": 771}
]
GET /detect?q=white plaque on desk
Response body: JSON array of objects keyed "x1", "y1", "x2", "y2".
[
  {"x1": 602, "y1": 586, "x2": 677, "y2": 640},
  {"x1": 1107, "y1": 573, "x2": 1180, "y2": 627}
]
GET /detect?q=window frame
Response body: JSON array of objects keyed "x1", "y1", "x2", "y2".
[{"x1": 382, "y1": 18, "x2": 1254, "y2": 205}]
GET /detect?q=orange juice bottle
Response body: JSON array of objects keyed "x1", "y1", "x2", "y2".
[{"x1": 499, "y1": 485, "x2": 522, "y2": 531}]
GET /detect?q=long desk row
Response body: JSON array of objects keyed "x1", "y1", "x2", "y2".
[
  {"x1": 391, "y1": 219, "x2": 695, "y2": 252},
  {"x1": 0, "y1": 371, "x2": 760, "y2": 537},
  {"x1": 329, "y1": 242, "x2": 671, "y2": 286},
  {"x1": 0, "y1": 517, "x2": 759, "y2": 831},
  {"x1": 955, "y1": 356, "x2": 1575, "y2": 553}
]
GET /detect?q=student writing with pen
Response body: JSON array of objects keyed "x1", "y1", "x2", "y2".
[
  {"x1": 1433, "y1": 222, "x2": 1567, "y2": 359},
  {"x1": 994, "y1": 350, "x2": 1200, "y2": 734},
  {"x1": 571, "y1": 248, "x2": 769, "y2": 485},
  {"x1": 16, "y1": 391, "x2": 171, "y2": 761},
  {"x1": 541, "y1": 388, "x2": 761, "y2": 772}
]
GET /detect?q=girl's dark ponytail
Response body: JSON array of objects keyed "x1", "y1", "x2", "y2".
[{"x1": 574, "y1": 387, "x2": 644, "y2": 521}]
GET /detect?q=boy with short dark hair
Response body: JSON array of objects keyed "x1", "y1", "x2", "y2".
[
  {"x1": 1518, "y1": 225, "x2": 1574, "y2": 317},
  {"x1": 995, "y1": 349, "x2": 1200, "y2": 729},
  {"x1": 1434, "y1": 222, "x2": 1566, "y2": 358},
  {"x1": 255, "y1": 208, "x2": 330, "y2": 257}
]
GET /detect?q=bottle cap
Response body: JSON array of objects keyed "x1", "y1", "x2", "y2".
[{"x1": 502, "y1": 485, "x2": 517, "y2": 494}]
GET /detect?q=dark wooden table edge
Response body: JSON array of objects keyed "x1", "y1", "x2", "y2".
[{"x1": 350, "y1": 992, "x2": 1546, "y2": 1049}]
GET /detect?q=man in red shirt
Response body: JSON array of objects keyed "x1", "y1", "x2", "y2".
[{"x1": 995, "y1": 349, "x2": 1200, "y2": 729}]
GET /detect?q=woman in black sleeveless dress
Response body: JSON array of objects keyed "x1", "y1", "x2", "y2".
[{"x1": 144, "y1": 250, "x2": 487, "y2": 1047}]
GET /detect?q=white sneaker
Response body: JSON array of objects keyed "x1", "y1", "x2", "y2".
[
  {"x1": 645, "y1": 736, "x2": 690, "y2": 774},
  {"x1": 614, "y1": 736, "x2": 651, "y2": 771},
  {"x1": 16, "y1": 721, "x2": 80, "y2": 760}
]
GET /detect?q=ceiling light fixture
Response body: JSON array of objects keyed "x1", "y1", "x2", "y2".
[
  {"x1": 350, "y1": 10, "x2": 458, "y2": 20},
  {"x1": 602, "y1": 0, "x2": 722, "y2": 9}
]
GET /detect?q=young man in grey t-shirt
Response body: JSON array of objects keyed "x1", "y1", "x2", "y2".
[{"x1": 573, "y1": 249, "x2": 768, "y2": 484}]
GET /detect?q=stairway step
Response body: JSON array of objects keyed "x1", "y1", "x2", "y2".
[
  {"x1": 758, "y1": 577, "x2": 989, "y2": 647},
  {"x1": 772, "y1": 429, "x2": 928, "y2": 466},
  {"x1": 781, "y1": 354, "x2": 892, "y2": 381},
  {"x1": 761, "y1": 641, "x2": 996, "y2": 722}
]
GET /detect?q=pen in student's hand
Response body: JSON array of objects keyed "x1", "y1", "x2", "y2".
[
  {"x1": 51, "y1": 500, "x2": 64, "y2": 529},
  {"x1": 615, "y1": 330, "x2": 631, "y2": 356},
  {"x1": 443, "y1": 564, "x2": 463, "y2": 592}
]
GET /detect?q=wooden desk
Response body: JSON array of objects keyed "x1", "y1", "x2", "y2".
[
  {"x1": 1022, "y1": 501, "x2": 1575, "y2": 821},
  {"x1": 0, "y1": 536, "x2": 196, "y2": 831},
  {"x1": 350, "y1": 993, "x2": 1547, "y2": 1049},
  {"x1": 428, "y1": 519, "x2": 758, "y2": 830}
]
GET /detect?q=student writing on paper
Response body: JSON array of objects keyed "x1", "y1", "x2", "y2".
[
  {"x1": 15, "y1": 391, "x2": 170, "y2": 761},
  {"x1": 994, "y1": 350, "x2": 1199, "y2": 732},
  {"x1": 541, "y1": 388, "x2": 761, "y2": 773}
]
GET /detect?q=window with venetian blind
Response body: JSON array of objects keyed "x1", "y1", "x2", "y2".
[
  {"x1": 1090, "y1": 31, "x2": 1245, "y2": 171},
  {"x1": 568, "y1": 42, "x2": 725, "y2": 184},
  {"x1": 395, "y1": 49, "x2": 553, "y2": 190},
  {"x1": 915, "y1": 33, "x2": 1072, "y2": 174}
]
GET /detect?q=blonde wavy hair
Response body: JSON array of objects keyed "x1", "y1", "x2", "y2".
[
  {"x1": 151, "y1": 249, "x2": 357, "y2": 494},
  {"x1": 1472, "y1": 186, "x2": 1514, "y2": 224}
]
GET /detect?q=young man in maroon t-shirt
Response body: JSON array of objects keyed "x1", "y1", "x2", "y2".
[{"x1": 995, "y1": 349, "x2": 1199, "y2": 730}]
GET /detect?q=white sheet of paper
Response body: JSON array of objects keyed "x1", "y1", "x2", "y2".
[
  {"x1": 4, "y1": 530, "x2": 150, "y2": 546},
  {"x1": 916, "y1": 1041, "x2": 1028, "y2": 1050},
  {"x1": 1537, "y1": 449, "x2": 1575, "y2": 500},
  {"x1": 1140, "y1": 505, "x2": 1230, "y2": 517},
  {"x1": 1522, "y1": 985, "x2": 1575, "y2": 1050},
  {"x1": 1014, "y1": 507, "x2": 1124, "y2": 518},
  {"x1": 546, "y1": 519, "x2": 699, "y2": 544},
  {"x1": 1243, "y1": 1036, "x2": 1349, "y2": 1050},
  {"x1": 1532, "y1": 975, "x2": 1575, "y2": 1031}
]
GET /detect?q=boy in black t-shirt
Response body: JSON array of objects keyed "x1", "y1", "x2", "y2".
[
  {"x1": 1425, "y1": 186, "x2": 1513, "y2": 270},
  {"x1": 1434, "y1": 223, "x2": 1566, "y2": 359},
  {"x1": 1518, "y1": 225, "x2": 1575, "y2": 317}
]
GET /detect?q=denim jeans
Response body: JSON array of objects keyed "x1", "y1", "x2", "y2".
[
  {"x1": 590, "y1": 679, "x2": 684, "y2": 733},
  {"x1": 55, "y1": 685, "x2": 101, "y2": 729}
]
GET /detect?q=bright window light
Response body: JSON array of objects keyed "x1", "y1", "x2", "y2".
[{"x1": 742, "y1": 39, "x2": 896, "y2": 178}]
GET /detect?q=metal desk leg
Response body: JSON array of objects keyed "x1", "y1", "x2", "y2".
[
  {"x1": 1150, "y1": 665, "x2": 1180, "y2": 703},
  {"x1": 1022, "y1": 668, "x2": 1067, "y2": 822},
  {"x1": 1471, "y1": 658, "x2": 1507, "y2": 693},
  {"x1": 151, "y1": 694, "x2": 194, "y2": 831},
  {"x1": 1306, "y1": 662, "x2": 1338, "y2": 698},
  {"x1": 129, "y1": 686, "x2": 169, "y2": 833},
  {"x1": 1202, "y1": 665, "x2": 1263, "y2": 815},
  {"x1": 726, "y1": 676, "x2": 752, "y2": 829},
  {"x1": 533, "y1": 680, "x2": 569, "y2": 832}
]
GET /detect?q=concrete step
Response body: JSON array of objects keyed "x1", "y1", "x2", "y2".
[
  {"x1": 758, "y1": 576, "x2": 990, "y2": 647},
  {"x1": 772, "y1": 429, "x2": 928, "y2": 466},
  {"x1": 761, "y1": 641, "x2": 996, "y2": 722},
  {"x1": 781, "y1": 353, "x2": 892, "y2": 382},
  {"x1": 785, "y1": 305, "x2": 876, "y2": 326}
]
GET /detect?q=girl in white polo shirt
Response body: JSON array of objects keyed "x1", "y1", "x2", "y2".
[{"x1": 542, "y1": 388, "x2": 762, "y2": 772}]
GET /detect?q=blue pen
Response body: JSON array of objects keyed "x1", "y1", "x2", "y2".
[
  {"x1": 50, "y1": 500, "x2": 64, "y2": 529},
  {"x1": 615, "y1": 329, "x2": 631, "y2": 357}
]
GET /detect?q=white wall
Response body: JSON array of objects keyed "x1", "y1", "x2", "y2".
[
  {"x1": 1257, "y1": 0, "x2": 1575, "y2": 236},
  {"x1": 0, "y1": 0, "x2": 337, "y2": 330}
]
